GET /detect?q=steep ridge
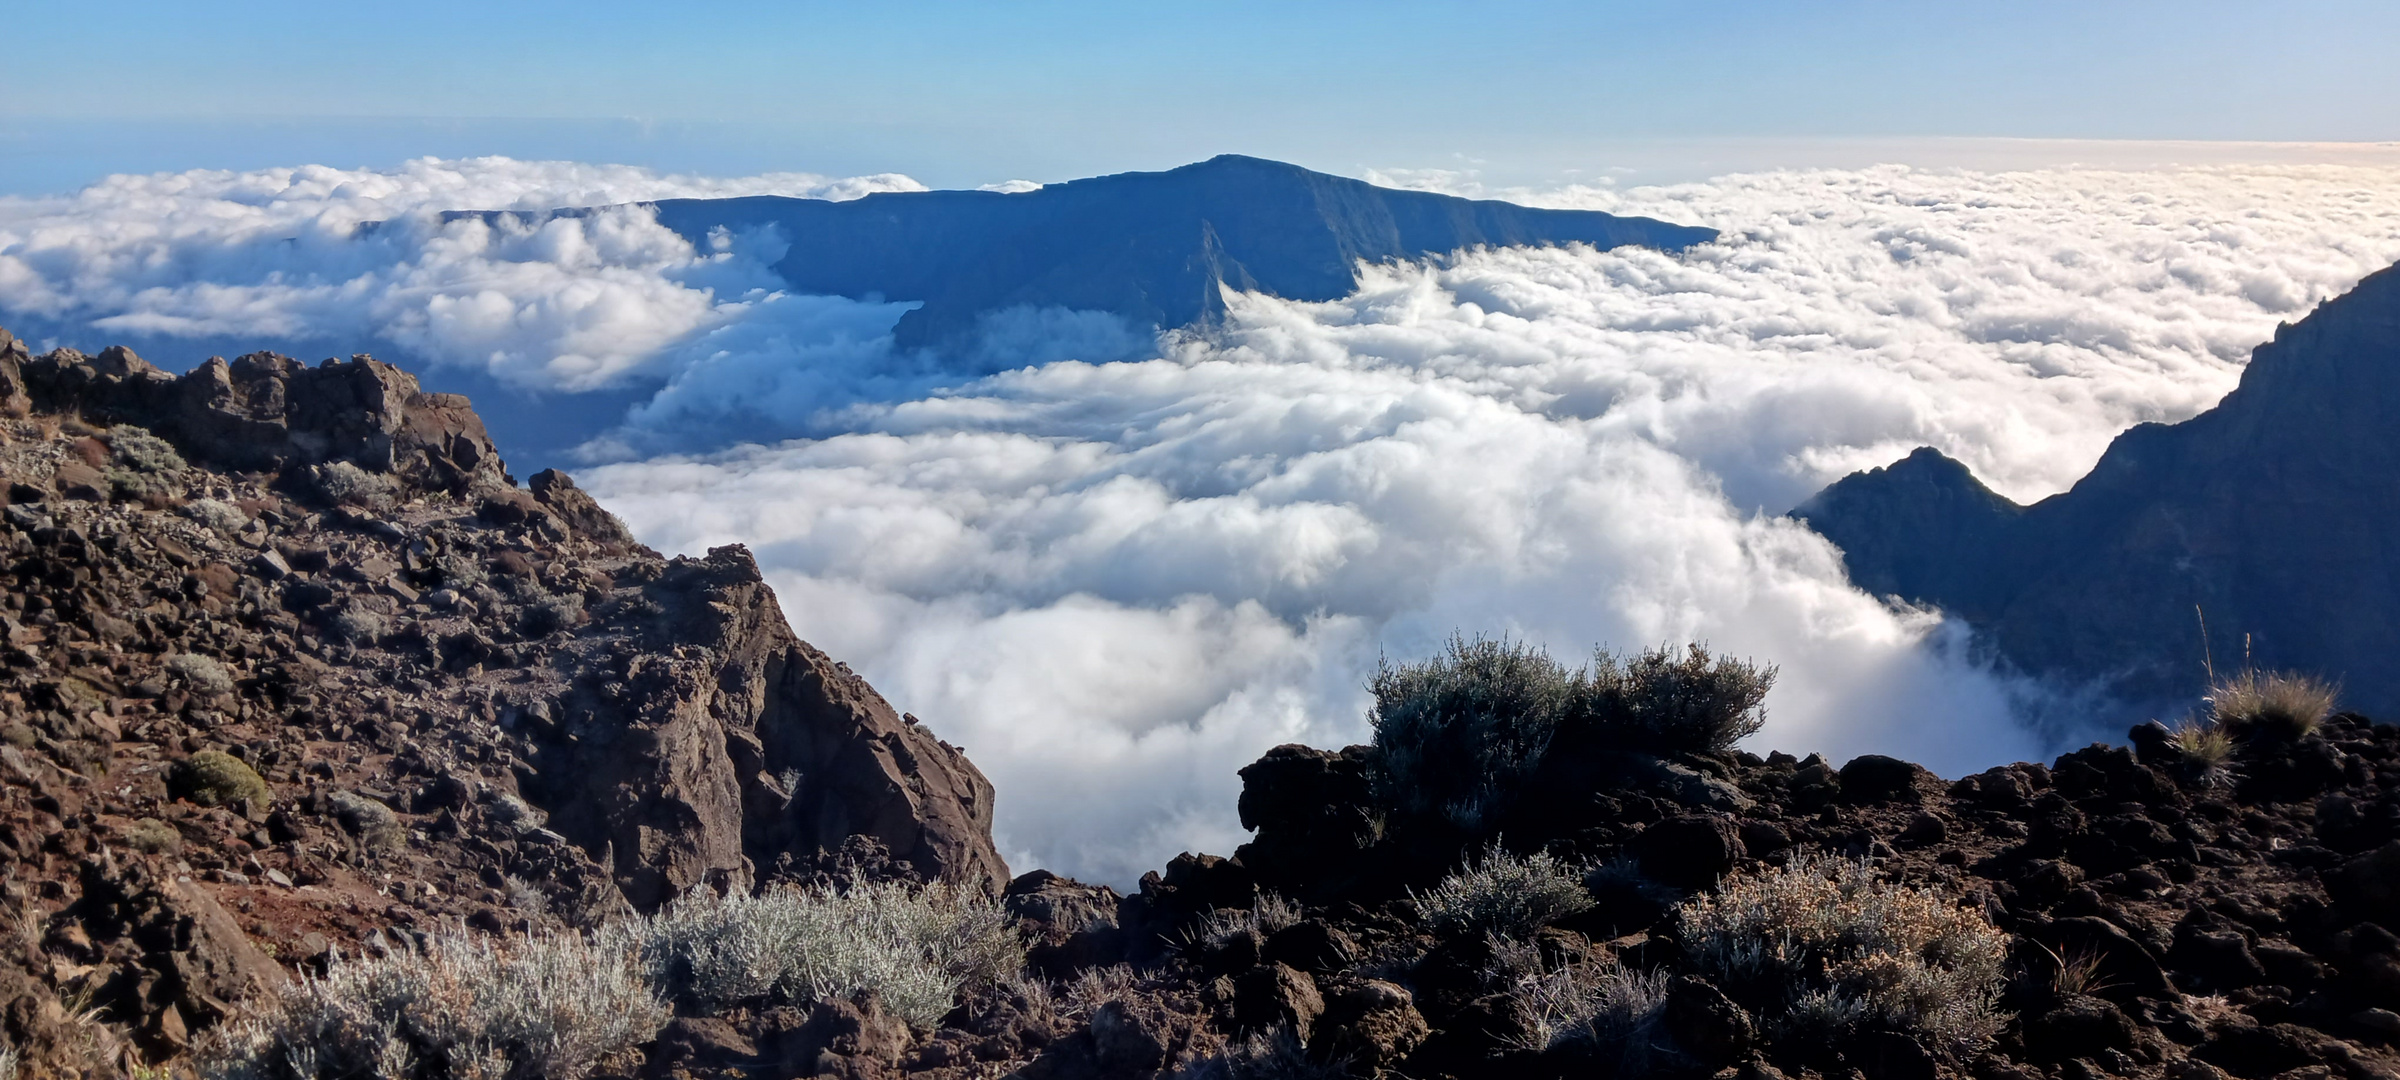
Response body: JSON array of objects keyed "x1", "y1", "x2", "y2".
[
  {"x1": 1796, "y1": 262, "x2": 2400, "y2": 715},
  {"x1": 468, "y1": 155, "x2": 1719, "y2": 351},
  {"x1": 0, "y1": 326, "x2": 1003, "y2": 1069}
]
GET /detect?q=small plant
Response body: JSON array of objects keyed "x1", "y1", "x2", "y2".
[
  {"x1": 168, "y1": 751, "x2": 268, "y2": 809},
  {"x1": 1678, "y1": 851, "x2": 2008, "y2": 1059},
  {"x1": 502, "y1": 875, "x2": 549, "y2": 915},
  {"x1": 1369, "y1": 636, "x2": 1777, "y2": 832},
  {"x1": 2206, "y1": 670, "x2": 2338, "y2": 741},
  {"x1": 180, "y1": 498, "x2": 251, "y2": 532},
  {"x1": 196, "y1": 928, "x2": 667, "y2": 1080},
  {"x1": 2167, "y1": 716, "x2": 2237, "y2": 786},
  {"x1": 1182, "y1": 893, "x2": 1304, "y2": 956},
  {"x1": 1411, "y1": 845, "x2": 1593, "y2": 939},
  {"x1": 486, "y1": 793, "x2": 547, "y2": 835},
  {"x1": 123, "y1": 818, "x2": 182, "y2": 855},
  {"x1": 327, "y1": 790, "x2": 406, "y2": 852},
  {"x1": 1370, "y1": 635, "x2": 1579, "y2": 828},
  {"x1": 166, "y1": 652, "x2": 237, "y2": 696},
  {"x1": 1483, "y1": 937, "x2": 1669, "y2": 1056},
  {"x1": 2030, "y1": 940, "x2": 2117, "y2": 998},
  {"x1": 313, "y1": 460, "x2": 399, "y2": 509},
  {"x1": 328, "y1": 609, "x2": 390, "y2": 646},
  {"x1": 107, "y1": 426, "x2": 185, "y2": 474},
  {"x1": 520, "y1": 594, "x2": 585, "y2": 637},
  {"x1": 606, "y1": 880, "x2": 1023, "y2": 1027},
  {"x1": 1578, "y1": 642, "x2": 1776, "y2": 754}
]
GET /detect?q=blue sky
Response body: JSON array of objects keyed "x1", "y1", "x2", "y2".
[{"x1": 4, "y1": 1, "x2": 2398, "y2": 191}]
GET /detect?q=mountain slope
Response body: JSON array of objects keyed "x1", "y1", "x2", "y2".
[
  {"x1": 0, "y1": 325, "x2": 1005, "y2": 1070},
  {"x1": 482, "y1": 154, "x2": 1717, "y2": 351},
  {"x1": 1796, "y1": 261, "x2": 2400, "y2": 713}
]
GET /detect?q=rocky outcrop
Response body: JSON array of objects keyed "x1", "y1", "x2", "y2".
[
  {"x1": 995, "y1": 709, "x2": 2400, "y2": 1080},
  {"x1": 1795, "y1": 261, "x2": 2400, "y2": 715},
  {"x1": 0, "y1": 327, "x2": 1005, "y2": 1072}
]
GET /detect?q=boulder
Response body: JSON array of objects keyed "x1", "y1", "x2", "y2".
[
  {"x1": 1233, "y1": 962, "x2": 1324, "y2": 1040},
  {"x1": 1311, "y1": 979, "x2": 1429, "y2": 1071},
  {"x1": 1633, "y1": 814, "x2": 1745, "y2": 889},
  {"x1": 1662, "y1": 975, "x2": 1753, "y2": 1065},
  {"x1": 2329, "y1": 841, "x2": 2400, "y2": 916},
  {"x1": 1840, "y1": 754, "x2": 1933, "y2": 804}
]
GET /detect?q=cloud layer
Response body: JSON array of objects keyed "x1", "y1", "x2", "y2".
[
  {"x1": 10, "y1": 158, "x2": 2400, "y2": 883},
  {"x1": 0, "y1": 157, "x2": 921, "y2": 389}
]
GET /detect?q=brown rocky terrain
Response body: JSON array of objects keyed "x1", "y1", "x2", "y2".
[
  {"x1": 0, "y1": 326, "x2": 1005, "y2": 1075},
  {"x1": 1000, "y1": 703, "x2": 2400, "y2": 1080}
]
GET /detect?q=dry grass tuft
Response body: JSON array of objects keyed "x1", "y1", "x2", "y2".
[
  {"x1": 2206, "y1": 670, "x2": 2338, "y2": 741},
  {"x1": 2167, "y1": 716, "x2": 2237, "y2": 785},
  {"x1": 1483, "y1": 934, "x2": 1669, "y2": 1055},
  {"x1": 1678, "y1": 852, "x2": 2008, "y2": 1058},
  {"x1": 2030, "y1": 940, "x2": 2118, "y2": 998}
]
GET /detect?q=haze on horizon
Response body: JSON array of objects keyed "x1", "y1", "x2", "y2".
[{"x1": 6, "y1": 0, "x2": 2400, "y2": 194}]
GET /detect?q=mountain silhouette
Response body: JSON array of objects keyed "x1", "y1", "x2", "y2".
[
  {"x1": 475, "y1": 155, "x2": 1717, "y2": 351},
  {"x1": 1796, "y1": 261, "x2": 2400, "y2": 715}
]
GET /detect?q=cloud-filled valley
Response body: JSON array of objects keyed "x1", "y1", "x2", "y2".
[{"x1": 8, "y1": 157, "x2": 2400, "y2": 882}]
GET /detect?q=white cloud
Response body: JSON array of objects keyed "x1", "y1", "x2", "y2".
[
  {"x1": 12, "y1": 157, "x2": 2400, "y2": 884},
  {"x1": 0, "y1": 157, "x2": 923, "y2": 389},
  {"x1": 582, "y1": 164, "x2": 2400, "y2": 882}
]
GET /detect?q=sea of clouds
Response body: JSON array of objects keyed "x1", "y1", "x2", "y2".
[{"x1": 8, "y1": 157, "x2": 2400, "y2": 882}]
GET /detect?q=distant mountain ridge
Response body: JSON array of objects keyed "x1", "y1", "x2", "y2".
[
  {"x1": 463, "y1": 154, "x2": 1718, "y2": 351},
  {"x1": 1796, "y1": 261, "x2": 2400, "y2": 715}
]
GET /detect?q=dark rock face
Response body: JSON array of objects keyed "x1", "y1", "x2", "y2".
[
  {"x1": 1632, "y1": 813, "x2": 1745, "y2": 888},
  {"x1": 1795, "y1": 261, "x2": 2400, "y2": 715},
  {"x1": 0, "y1": 327, "x2": 1007, "y2": 1073},
  {"x1": 469, "y1": 155, "x2": 1718, "y2": 353}
]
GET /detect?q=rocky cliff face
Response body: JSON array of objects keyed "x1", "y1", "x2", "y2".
[
  {"x1": 0, "y1": 326, "x2": 1003, "y2": 1069},
  {"x1": 1796, "y1": 261, "x2": 2400, "y2": 716}
]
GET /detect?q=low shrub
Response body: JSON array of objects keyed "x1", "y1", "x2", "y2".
[
  {"x1": 123, "y1": 818, "x2": 181, "y2": 855},
  {"x1": 327, "y1": 790, "x2": 406, "y2": 852},
  {"x1": 181, "y1": 498, "x2": 251, "y2": 532},
  {"x1": 1677, "y1": 852, "x2": 2007, "y2": 1059},
  {"x1": 107, "y1": 426, "x2": 185, "y2": 474},
  {"x1": 197, "y1": 928, "x2": 667, "y2": 1080},
  {"x1": 606, "y1": 880, "x2": 1022, "y2": 1027},
  {"x1": 2206, "y1": 670, "x2": 2338, "y2": 741},
  {"x1": 520, "y1": 594, "x2": 585, "y2": 637},
  {"x1": 1370, "y1": 635, "x2": 1577, "y2": 829},
  {"x1": 166, "y1": 653, "x2": 237, "y2": 696},
  {"x1": 168, "y1": 751, "x2": 268, "y2": 809},
  {"x1": 1369, "y1": 636, "x2": 1775, "y2": 831},
  {"x1": 1410, "y1": 846, "x2": 1592, "y2": 940},
  {"x1": 328, "y1": 609, "x2": 390, "y2": 646},
  {"x1": 1577, "y1": 643, "x2": 1775, "y2": 754},
  {"x1": 314, "y1": 461, "x2": 398, "y2": 510}
]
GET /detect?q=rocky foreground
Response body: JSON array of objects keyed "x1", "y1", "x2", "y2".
[
  {"x1": 0, "y1": 327, "x2": 1003, "y2": 1075},
  {"x1": 0, "y1": 325, "x2": 2394, "y2": 1080}
]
